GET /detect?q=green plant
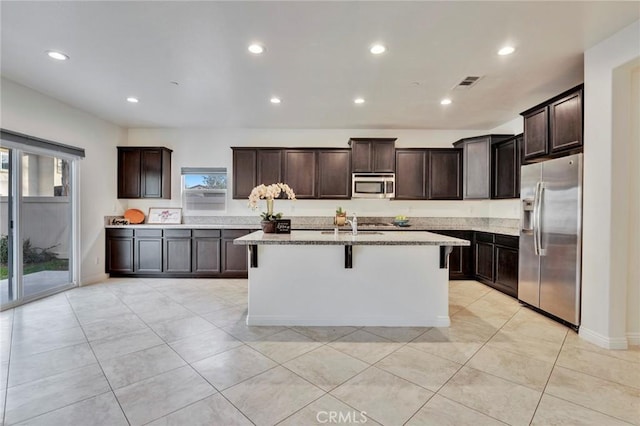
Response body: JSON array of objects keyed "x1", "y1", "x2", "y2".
[
  {"x1": 260, "y1": 211, "x2": 282, "y2": 222},
  {"x1": 336, "y1": 207, "x2": 346, "y2": 215},
  {"x1": 0, "y1": 234, "x2": 60, "y2": 265},
  {"x1": 0, "y1": 235, "x2": 8, "y2": 264}
]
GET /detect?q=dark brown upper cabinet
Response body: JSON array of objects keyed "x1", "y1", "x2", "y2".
[
  {"x1": 492, "y1": 134, "x2": 522, "y2": 199},
  {"x1": 317, "y1": 149, "x2": 351, "y2": 199},
  {"x1": 232, "y1": 148, "x2": 283, "y2": 199},
  {"x1": 257, "y1": 149, "x2": 283, "y2": 186},
  {"x1": 117, "y1": 147, "x2": 172, "y2": 199},
  {"x1": 232, "y1": 149, "x2": 257, "y2": 199},
  {"x1": 453, "y1": 135, "x2": 512, "y2": 200},
  {"x1": 428, "y1": 149, "x2": 462, "y2": 200},
  {"x1": 394, "y1": 148, "x2": 462, "y2": 200},
  {"x1": 395, "y1": 149, "x2": 426, "y2": 199},
  {"x1": 521, "y1": 84, "x2": 583, "y2": 162},
  {"x1": 232, "y1": 147, "x2": 351, "y2": 200},
  {"x1": 283, "y1": 149, "x2": 318, "y2": 198},
  {"x1": 349, "y1": 138, "x2": 396, "y2": 173}
]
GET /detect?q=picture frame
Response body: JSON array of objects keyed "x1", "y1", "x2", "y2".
[{"x1": 147, "y1": 207, "x2": 182, "y2": 224}]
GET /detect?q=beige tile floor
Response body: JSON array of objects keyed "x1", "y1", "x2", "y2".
[{"x1": 0, "y1": 278, "x2": 639, "y2": 425}]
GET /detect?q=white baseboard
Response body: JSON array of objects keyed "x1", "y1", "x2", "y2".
[
  {"x1": 579, "y1": 326, "x2": 629, "y2": 349},
  {"x1": 627, "y1": 332, "x2": 640, "y2": 346},
  {"x1": 246, "y1": 315, "x2": 450, "y2": 327}
]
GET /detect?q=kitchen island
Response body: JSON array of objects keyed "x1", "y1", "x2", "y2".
[{"x1": 234, "y1": 230, "x2": 470, "y2": 327}]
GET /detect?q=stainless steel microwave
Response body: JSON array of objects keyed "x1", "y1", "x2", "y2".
[{"x1": 352, "y1": 173, "x2": 395, "y2": 199}]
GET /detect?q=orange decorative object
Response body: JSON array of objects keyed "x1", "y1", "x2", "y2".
[{"x1": 124, "y1": 208, "x2": 145, "y2": 224}]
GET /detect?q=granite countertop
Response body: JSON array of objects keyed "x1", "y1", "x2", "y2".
[
  {"x1": 233, "y1": 230, "x2": 471, "y2": 246},
  {"x1": 104, "y1": 216, "x2": 519, "y2": 236}
]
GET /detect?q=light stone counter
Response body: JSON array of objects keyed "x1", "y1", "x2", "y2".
[{"x1": 234, "y1": 230, "x2": 470, "y2": 246}]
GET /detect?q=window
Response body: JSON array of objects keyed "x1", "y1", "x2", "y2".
[
  {"x1": 1, "y1": 149, "x2": 8, "y2": 171},
  {"x1": 181, "y1": 167, "x2": 227, "y2": 214}
]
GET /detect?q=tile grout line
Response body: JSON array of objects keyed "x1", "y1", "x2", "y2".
[{"x1": 64, "y1": 289, "x2": 133, "y2": 426}]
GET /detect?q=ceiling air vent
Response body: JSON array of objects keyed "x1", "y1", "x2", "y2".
[{"x1": 453, "y1": 76, "x2": 482, "y2": 90}]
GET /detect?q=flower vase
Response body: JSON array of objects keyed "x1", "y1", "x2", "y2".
[{"x1": 261, "y1": 198, "x2": 276, "y2": 233}]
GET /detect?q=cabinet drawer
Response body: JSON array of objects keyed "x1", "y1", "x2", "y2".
[
  {"x1": 135, "y1": 229, "x2": 163, "y2": 238},
  {"x1": 164, "y1": 229, "x2": 191, "y2": 238},
  {"x1": 107, "y1": 228, "x2": 133, "y2": 238},
  {"x1": 475, "y1": 232, "x2": 494, "y2": 243},
  {"x1": 495, "y1": 235, "x2": 518, "y2": 248},
  {"x1": 222, "y1": 229, "x2": 253, "y2": 239},
  {"x1": 193, "y1": 229, "x2": 221, "y2": 238}
]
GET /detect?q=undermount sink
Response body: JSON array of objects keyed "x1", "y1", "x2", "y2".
[{"x1": 320, "y1": 230, "x2": 384, "y2": 235}]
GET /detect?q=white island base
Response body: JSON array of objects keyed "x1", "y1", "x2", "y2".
[{"x1": 246, "y1": 243, "x2": 450, "y2": 327}]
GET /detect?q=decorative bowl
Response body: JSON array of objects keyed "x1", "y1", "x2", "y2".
[{"x1": 393, "y1": 219, "x2": 410, "y2": 226}]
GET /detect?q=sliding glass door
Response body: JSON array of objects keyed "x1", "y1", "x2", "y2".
[
  {"x1": 1, "y1": 140, "x2": 79, "y2": 309},
  {"x1": 1, "y1": 147, "x2": 16, "y2": 305}
]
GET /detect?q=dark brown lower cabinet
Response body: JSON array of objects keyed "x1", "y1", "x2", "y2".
[
  {"x1": 192, "y1": 230, "x2": 221, "y2": 275},
  {"x1": 106, "y1": 227, "x2": 251, "y2": 278},
  {"x1": 134, "y1": 230, "x2": 163, "y2": 273},
  {"x1": 164, "y1": 229, "x2": 192, "y2": 273},
  {"x1": 432, "y1": 230, "x2": 474, "y2": 279},
  {"x1": 106, "y1": 229, "x2": 134, "y2": 273},
  {"x1": 474, "y1": 232, "x2": 519, "y2": 297},
  {"x1": 221, "y1": 230, "x2": 251, "y2": 277}
]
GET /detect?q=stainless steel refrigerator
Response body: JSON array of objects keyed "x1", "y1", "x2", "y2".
[{"x1": 519, "y1": 153, "x2": 583, "y2": 327}]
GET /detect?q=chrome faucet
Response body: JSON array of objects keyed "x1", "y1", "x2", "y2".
[{"x1": 346, "y1": 214, "x2": 358, "y2": 235}]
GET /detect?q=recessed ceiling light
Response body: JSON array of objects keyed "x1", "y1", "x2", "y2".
[
  {"x1": 440, "y1": 98, "x2": 452, "y2": 105},
  {"x1": 354, "y1": 98, "x2": 365, "y2": 104},
  {"x1": 46, "y1": 50, "x2": 69, "y2": 61},
  {"x1": 126, "y1": 97, "x2": 139, "y2": 103},
  {"x1": 248, "y1": 44, "x2": 265, "y2": 54},
  {"x1": 370, "y1": 44, "x2": 386, "y2": 55},
  {"x1": 498, "y1": 46, "x2": 515, "y2": 56},
  {"x1": 270, "y1": 97, "x2": 281, "y2": 104}
]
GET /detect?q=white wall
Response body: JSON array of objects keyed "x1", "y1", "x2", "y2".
[
  {"x1": 1, "y1": 77, "x2": 126, "y2": 284},
  {"x1": 581, "y1": 20, "x2": 640, "y2": 348},
  {"x1": 126, "y1": 127, "x2": 521, "y2": 219},
  {"x1": 625, "y1": 65, "x2": 640, "y2": 343}
]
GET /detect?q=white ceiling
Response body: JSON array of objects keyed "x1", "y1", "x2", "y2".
[{"x1": 1, "y1": 1, "x2": 638, "y2": 130}]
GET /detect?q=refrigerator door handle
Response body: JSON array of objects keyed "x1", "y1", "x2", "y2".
[
  {"x1": 533, "y1": 182, "x2": 541, "y2": 256},
  {"x1": 536, "y1": 182, "x2": 546, "y2": 256}
]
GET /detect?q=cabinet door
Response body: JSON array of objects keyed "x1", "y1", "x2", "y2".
[
  {"x1": 523, "y1": 107, "x2": 549, "y2": 160},
  {"x1": 135, "y1": 238, "x2": 163, "y2": 273},
  {"x1": 463, "y1": 138, "x2": 490, "y2": 199},
  {"x1": 192, "y1": 230, "x2": 221, "y2": 274},
  {"x1": 164, "y1": 237, "x2": 192, "y2": 273},
  {"x1": 232, "y1": 149, "x2": 257, "y2": 199},
  {"x1": 117, "y1": 149, "x2": 141, "y2": 198},
  {"x1": 492, "y1": 137, "x2": 520, "y2": 199},
  {"x1": 494, "y1": 246, "x2": 519, "y2": 297},
  {"x1": 106, "y1": 237, "x2": 134, "y2": 273},
  {"x1": 428, "y1": 149, "x2": 462, "y2": 200},
  {"x1": 394, "y1": 150, "x2": 426, "y2": 199},
  {"x1": 221, "y1": 230, "x2": 251, "y2": 277},
  {"x1": 140, "y1": 149, "x2": 163, "y2": 198},
  {"x1": 372, "y1": 141, "x2": 396, "y2": 172},
  {"x1": 351, "y1": 141, "x2": 372, "y2": 173},
  {"x1": 475, "y1": 241, "x2": 494, "y2": 282},
  {"x1": 283, "y1": 150, "x2": 317, "y2": 198},
  {"x1": 317, "y1": 149, "x2": 351, "y2": 199},
  {"x1": 433, "y1": 230, "x2": 473, "y2": 279},
  {"x1": 550, "y1": 89, "x2": 582, "y2": 153},
  {"x1": 257, "y1": 149, "x2": 282, "y2": 186}
]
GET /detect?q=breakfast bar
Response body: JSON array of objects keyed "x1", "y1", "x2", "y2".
[{"x1": 234, "y1": 230, "x2": 470, "y2": 327}]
